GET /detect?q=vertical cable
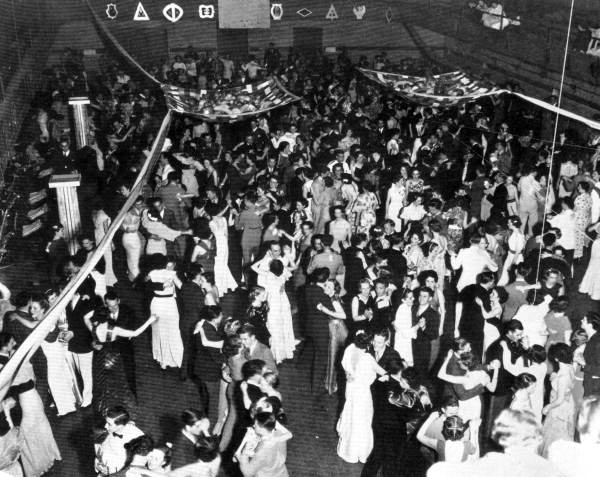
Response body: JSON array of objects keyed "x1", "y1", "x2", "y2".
[{"x1": 534, "y1": 0, "x2": 576, "y2": 287}]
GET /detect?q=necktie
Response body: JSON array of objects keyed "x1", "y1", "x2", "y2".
[{"x1": 112, "y1": 432, "x2": 123, "y2": 439}]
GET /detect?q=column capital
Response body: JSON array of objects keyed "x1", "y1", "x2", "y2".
[
  {"x1": 49, "y1": 173, "x2": 81, "y2": 188},
  {"x1": 68, "y1": 97, "x2": 90, "y2": 105}
]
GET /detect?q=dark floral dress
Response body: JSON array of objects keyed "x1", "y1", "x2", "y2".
[{"x1": 246, "y1": 302, "x2": 271, "y2": 345}]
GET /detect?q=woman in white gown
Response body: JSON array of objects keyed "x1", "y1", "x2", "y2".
[
  {"x1": 252, "y1": 259, "x2": 295, "y2": 364},
  {"x1": 209, "y1": 213, "x2": 238, "y2": 297},
  {"x1": 438, "y1": 351, "x2": 499, "y2": 457},
  {"x1": 92, "y1": 203, "x2": 118, "y2": 287},
  {"x1": 148, "y1": 256, "x2": 184, "y2": 369},
  {"x1": 393, "y1": 289, "x2": 416, "y2": 366},
  {"x1": 580, "y1": 224, "x2": 600, "y2": 300},
  {"x1": 385, "y1": 173, "x2": 406, "y2": 232},
  {"x1": 337, "y1": 332, "x2": 387, "y2": 464}
]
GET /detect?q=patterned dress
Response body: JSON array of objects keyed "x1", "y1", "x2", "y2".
[{"x1": 574, "y1": 193, "x2": 592, "y2": 259}]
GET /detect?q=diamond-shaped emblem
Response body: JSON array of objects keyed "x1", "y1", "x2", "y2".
[
  {"x1": 297, "y1": 8, "x2": 312, "y2": 18},
  {"x1": 385, "y1": 6, "x2": 392, "y2": 23}
]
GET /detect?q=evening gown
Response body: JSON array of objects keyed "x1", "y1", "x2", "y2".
[
  {"x1": 264, "y1": 270, "x2": 295, "y2": 364},
  {"x1": 246, "y1": 302, "x2": 271, "y2": 346},
  {"x1": 325, "y1": 298, "x2": 349, "y2": 395},
  {"x1": 336, "y1": 344, "x2": 379, "y2": 463},
  {"x1": 4, "y1": 359, "x2": 61, "y2": 477},
  {"x1": 542, "y1": 366, "x2": 575, "y2": 457},
  {"x1": 148, "y1": 269, "x2": 184, "y2": 368},
  {"x1": 92, "y1": 322, "x2": 138, "y2": 421},
  {"x1": 210, "y1": 217, "x2": 238, "y2": 297}
]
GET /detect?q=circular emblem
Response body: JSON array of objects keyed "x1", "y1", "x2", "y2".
[{"x1": 163, "y1": 3, "x2": 184, "y2": 23}]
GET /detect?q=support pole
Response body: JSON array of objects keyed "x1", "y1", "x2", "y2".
[
  {"x1": 49, "y1": 174, "x2": 82, "y2": 255},
  {"x1": 68, "y1": 97, "x2": 90, "y2": 149}
]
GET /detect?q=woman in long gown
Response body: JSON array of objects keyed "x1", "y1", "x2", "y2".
[
  {"x1": 14, "y1": 294, "x2": 80, "y2": 417},
  {"x1": 92, "y1": 203, "x2": 118, "y2": 287},
  {"x1": 393, "y1": 289, "x2": 416, "y2": 366},
  {"x1": 542, "y1": 343, "x2": 576, "y2": 456},
  {"x1": 318, "y1": 279, "x2": 348, "y2": 395},
  {"x1": 147, "y1": 256, "x2": 184, "y2": 369},
  {"x1": 209, "y1": 212, "x2": 238, "y2": 297},
  {"x1": 91, "y1": 314, "x2": 156, "y2": 421},
  {"x1": 385, "y1": 172, "x2": 406, "y2": 232},
  {"x1": 579, "y1": 224, "x2": 600, "y2": 299},
  {"x1": 251, "y1": 260, "x2": 295, "y2": 364},
  {"x1": 574, "y1": 182, "x2": 592, "y2": 260},
  {"x1": 0, "y1": 333, "x2": 61, "y2": 477},
  {"x1": 336, "y1": 332, "x2": 387, "y2": 464}
]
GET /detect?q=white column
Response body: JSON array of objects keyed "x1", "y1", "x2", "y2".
[
  {"x1": 68, "y1": 97, "x2": 90, "y2": 149},
  {"x1": 49, "y1": 174, "x2": 82, "y2": 255}
]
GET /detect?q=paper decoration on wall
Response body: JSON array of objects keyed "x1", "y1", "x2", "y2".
[
  {"x1": 385, "y1": 6, "x2": 392, "y2": 23},
  {"x1": 133, "y1": 2, "x2": 150, "y2": 20},
  {"x1": 163, "y1": 3, "x2": 183, "y2": 22},
  {"x1": 297, "y1": 8, "x2": 312, "y2": 18},
  {"x1": 353, "y1": 5, "x2": 366, "y2": 20},
  {"x1": 105, "y1": 3, "x2": 118, "y2": 19},
  {"x1": 271, "y1": 3, "x2": 283, "y2": 20},
  {"x1": 198, "y1": 4, "x2": 215, "y2": 18},
  {"x1": 326, "y1": 4, "x2": 338, "y2": 20}
]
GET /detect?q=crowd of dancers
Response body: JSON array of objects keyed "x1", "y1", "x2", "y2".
[{"x1": 0, "y1": 44, "x2": 600, "y2": 477}]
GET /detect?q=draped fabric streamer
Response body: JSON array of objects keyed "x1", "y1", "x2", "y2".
[
  {"x1": 0, "y1": 111, "x2": 173, "y2": 401},
  {"x1": 359, "y1": 67, "x2": 600, "y2": 131},
  {"x1": 163, "y1": 77, "x2": 300, "y2": 122},
  {"x1": 358, "y1": 67, "x2": 500, "y2": 107}
]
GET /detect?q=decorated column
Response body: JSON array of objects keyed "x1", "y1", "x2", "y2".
[
  {"x1": 49, "y1": 174, "x2": 82, "y2": 255},
  {"x1": 68, "y1": 97, "x2": 90, "y2": 149}
]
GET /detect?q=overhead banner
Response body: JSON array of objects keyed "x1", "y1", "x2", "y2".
[
  {"x1": 218, "y1": 0, "x2": 270, "y2": 28},
  {"x1": 163, "y1": 77, "x2": 300, "y2": 122}
]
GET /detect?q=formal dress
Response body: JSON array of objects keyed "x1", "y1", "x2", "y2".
[
  {"x1": 264, "y1": 270, "x2": 295, "y2": 364},
  {"x1": 542, "y1": 365, "x2": 575, "y2": 457},
  {"x1": 93, "y1": 209, "x2": 117, "y2": 286},
  {"x1": 337, "y1": 344, "x2": 379, "y2": 463},
  {"x1": 210, "y1": 217, "x2": 238, "y2": 297},
  {"x1": 580, "y1": 238, "x2": 600, "y2": 299},
  {"x1": 149, "y1": 269, "x2": 184, "y2": 368}
]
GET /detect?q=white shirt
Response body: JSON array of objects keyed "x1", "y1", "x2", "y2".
[
  {"x1": 518, "y1": 175, "x2": 541, "y2": 202},
  {"x1": 451, "y1": 245, "x2": 498, "y2": 291},
  {"x1": 95, "y1": 423, "x2": 144, "y2": 475}
]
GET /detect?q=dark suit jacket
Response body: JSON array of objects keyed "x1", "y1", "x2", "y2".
[
  {"x1": 170, "y1": 431, "x2": 196, "y2": 469},
  {"x1": 412, "y1": 305, "x2": 441, "y2": 341},
  {"x1": 486, "y1": 337, "x2": 527, "y2": 396},
  {"x1": 370, "y1": 346, "x2": 401, "y2": 374},
  {"x1": 92, "y1": 304, "x2": 135, "y2": 356},
  {"x1": 371, "y1": 378, "x2": 409, "y2": 433},
  {"x1": 192, "y1": 321, "x2": 224, "y2": 382},
  {"x1": 583, "y1": 332, "x2": 600, "y2": 382},
  {"x1": 179, "y1": 282, "x2": 204, "y2": 339},
  {"x1": 304, "y1": 284, "x2": 330, "y2": 349}
]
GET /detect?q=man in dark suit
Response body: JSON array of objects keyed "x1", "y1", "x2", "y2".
[
  {"x1": 442, "y1": 338, "x2": 486, "y2": 402},
  {"x1": 93, "y1": 291, "x2": 137, "y2": 396},
  {"x1": 191, "y1": 306, "x2": 224, "y2": 416},
  {"x1": 411, "y1": 287, "x2": 441, "y2": 378},
  {"x1": 304, "y1": 267, "x2": 331, "y2": 393},
  {"x1": 361, "y1": 357, "x2": 410, "y2": 477},
  {"x1": 582, "y1": 312, "x2": 600, "y2": 397},
  {"x1": 239, "y1": 323, "x2": 277, "y2": 374},
  {"x1": 171, "y1": 408, "x2": 211, "y2": 468},
  {"x1": 179, "y1": 264, "x2": 205, "y2": 381},
  {"x1": 484, "y1": 319, "x2": 528, "y2": 446},
  {"x1": 370, "y1": 328, "x2": 401, "y2": 372}
]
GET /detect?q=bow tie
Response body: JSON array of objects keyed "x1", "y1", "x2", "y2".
[{"x1": 112, "y1": 432, "x2": 123, "y2": 439}]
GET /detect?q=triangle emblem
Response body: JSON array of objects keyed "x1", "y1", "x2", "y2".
[
  {"x1": 134, "y1": 2, "x2": 150, "y2": 21},
  {"x1": 326, "y1": 4, "x2": 338, "y2": 20}
]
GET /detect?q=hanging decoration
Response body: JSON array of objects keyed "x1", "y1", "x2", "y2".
[
  {"x1": 271, "y1": 3, "x2": 283, "y2": 20},
  {"x1": 385, "y1": 6, "x2": 392, "y2": 23},
  {"x1": 162, "y1": 77, "x2": 300, "y2": 122},
  {"x1": 163, "y1": 2, "x2": 184, "y2": 22},
  {"x1": 326, "y1": 4, "x2": 338, "y2": 20},
  {"x1": 358, "y1": 68, "x2": 498, "y2": 106},
  {"x1": 353, "y1": 5, "x2": 366, "y2": 20},
  {"x1": 105, "y1": 3, "x2": 118, "y2": 19},
  {"x1": 297, "y1": 8, "x2": 312, "y2": 17},
  {"x1": 198, "y1": 4, "x2": 215, "y2": 18},
  {"x1": 133, "y1": 2, "x2": 150, "y2": 21}
]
